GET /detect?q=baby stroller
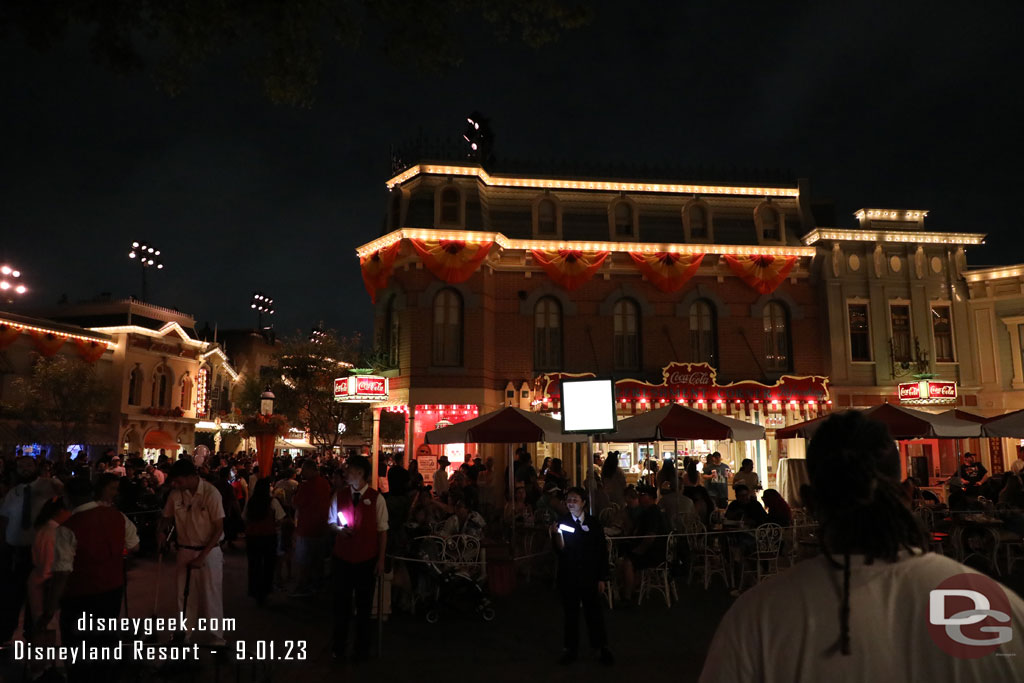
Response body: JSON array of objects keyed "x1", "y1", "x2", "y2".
[{"x1": 415, "y1": 534, "x2": 496, "y2": 624}]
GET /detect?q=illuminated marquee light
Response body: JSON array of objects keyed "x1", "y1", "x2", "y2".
[
  {"x1": 356, "y1": 228, "x2": 816, "y2": 260},
  {"x1": 965, "y1": 267, "x2": 1024, "y2": 283},
  {"x1": 854, "y1": 208, "x2": 929, "y2": 221},
  {"x1": 334, "y1": 375, "x2": 390, "y2": 403},
  {"x1": 0, "y1": 317, "x2": 115, "y2": 346},
  {"x1": 385, "y1": 164, "x2": 801, "y2": 199},
  {"x1": 898, "y1": 379, "x2": 957, "y2": 405},
  {"x1": 803, "y1": 228, "x2": 985, "y2": 246},
  {"x1": 89, "y1": 322, "x2": 207, "y2": 348},
  {"x1": 196, "y1": 368, "x2": 208, "y2": 418}
]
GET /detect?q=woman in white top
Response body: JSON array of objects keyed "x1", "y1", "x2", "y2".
[
  {"x1": 731, "y1": 458, "x2": 760, "y2": 495},
  {"x1": 700, "y1": 411, "x2": 1024, "y2": 682}
]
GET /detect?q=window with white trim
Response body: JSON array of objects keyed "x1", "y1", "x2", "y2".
[{"x1": 931, "y1": 304, "x2": 954, "y2": 362}]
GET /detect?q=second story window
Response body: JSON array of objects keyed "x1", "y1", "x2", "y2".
[
  {"x1": 848, "y1": 303, "x2": 872, "y2": 361},
  {"x1": 614, "y1": 202, "x2": 633, "y2": 237},
  {"x1": 613, "y1": 299, "x2": 640, "y2": 370},
  {"x1": 688, "y1": 204, "x2": 709, "y2": 239},
  {"x1": 128, "y1": 366, "x2": 143, "y2": 406},
  {"x1": 180, "y1": 373, "x2": 193, "y2": 411},
  {"x1": 152, "y1": 365, "x2": 172, "y2": 409},
  {"x1": 432, "y1": 289, "x2": 463, "y2": 366},
  {"x1": 932, "y1": 304, "x2": 954, "y2": 362},
  {"x1": 689, "y1": 299, "x2": 717, "y2": 367},
  {"x1": 761, "y1": 206, "x2": 781, "y2": 241},
  {"x1": 385, "y1": 296, "x2": 400, "y2": 368},
  {"x1": 440, "y1": 187, "x2": 460, "y2": 225},
  {"x1": 537, "y1": 199, "x2": 557, "y2": 235},
  {"x1": 763, "y1": 301, "x2": 790, "y2": 372},
  {"x1": 534, "y1": 297, "x2": 562, "y2": 370},
  {"x1": 890, "y1": 304, "x2": 912, "y2": 363}
]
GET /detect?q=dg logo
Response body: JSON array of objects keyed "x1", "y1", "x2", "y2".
[{"x1": 928, "y1": 573, "x2": 1014, "y2": 659}]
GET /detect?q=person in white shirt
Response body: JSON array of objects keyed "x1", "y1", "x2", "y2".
[
  {"x1": 159, "y1": 460, "x2": 227, "y2": 646},
  {"x1": 731, "y1": 458, "x2": 761, "y2": 495},
  {"x1": 700, "y1": 411, "x2": 1024, "y2": 683}
]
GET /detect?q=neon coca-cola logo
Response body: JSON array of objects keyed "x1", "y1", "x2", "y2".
[
  {"x1": 930, "y1": 382, "x2": 956, "y2": 398},
  {"x1": 355, "y1": 377, "x2": 386, "y2": 394},
  {"x1": 668, "y1": 371, "x2": 713, "y2": 386},
  {"x1": 898, "y1": 384, "x2": 921, "y2": 399}
]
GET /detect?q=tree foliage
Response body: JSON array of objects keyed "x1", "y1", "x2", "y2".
[
  {"x1": 13, "y1": 354, "x2": 111, "y2": 459},
  {"x1": 240, "y1": 330, "x2": 367, "y2": 450},
  {"x1": 1, "y1": 1, "x2": 593, "y2": 106}
]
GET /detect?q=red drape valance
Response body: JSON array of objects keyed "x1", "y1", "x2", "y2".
[
  {"x1": 74, "y1": 338, "x2": 107, "y2": 363},
  {"x1": 530, "y1": 250, "x2": 610, "y2": 291},
  {"x1": 629, "y1": 252, "x2": 705, "y2": 293},
  {"x1": 30, "y1": 331, "x2": 65, "y2": 357},
  {"x1": 359, "y1": 241, "x2": 403, "y2": 303},
  {"x1": 723, "y1": 255, "x2": 797, "y2": 294},
  {"x1": 0, "y1": 324, "x2": 21, "y2": 350},
  {"x1": 409, "y1": 239, "x2": 493, "y2": 284}
]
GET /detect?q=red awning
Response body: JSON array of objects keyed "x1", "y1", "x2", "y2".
[
  {"x1": 144, "y1": 430, "x2": 179, "y2": 451},
  {"x1": 425, "y1": 407, "x2": 587, "y2": 444}
]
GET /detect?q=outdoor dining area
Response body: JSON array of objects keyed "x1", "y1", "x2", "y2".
[{"x1": 398, "y1": 399, "x2": 1024, "y2": 612}]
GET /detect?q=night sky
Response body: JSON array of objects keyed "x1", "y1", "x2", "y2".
[{"x1": 2, "y1": 2, "x2": 1021, "y2": 344}]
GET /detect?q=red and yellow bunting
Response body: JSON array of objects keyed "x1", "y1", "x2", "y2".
[
  {"x1": 629, "y1": 252, "x2": 704, "y2": 293},
  {"x1": 30, "y1": 330, "x2": 65, "y2": 357},
  {"x1": 74, "y1": 338, "x2": 108, "y2": 363},
  {"x1": 0, "y1": 323, "x2": 21, "y2": 350},
  {"x1": 359, "y1": 241, "x2": 403, "y2": 303},
  {"x1": 530, "y1": 250, "x2": 610, "y2": 291},
  {"x1": 409, "y1": 239, "x2": 493, "y2": 284},
  {"x1": 723, "y1": 255, "x2": 797, "y2": 294}
]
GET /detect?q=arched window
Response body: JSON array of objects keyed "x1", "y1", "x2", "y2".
[
  {"x1": 432, "y1": 289, "x2": 463, "y2": 366},
  {"x1": 763, "y1": 302, "x2": 790, "y2": 371},
  {"x1": 180, "y1": 373, "x2": 193, "y2": 411},
  {"x1": 440, "y1": 186, "x2": 460, "y2": 225},
  {"x1": 689, "y1": 300, "x2": 717, "y2": 367},
  {"x1": 128, "y1": 366, "x2": 143, "y2": 406},
  {"x1": 152, "y1": 365, "x2": 172, "y2": 409},
  {"x1": 390, "y1": 191, "x2": 403, "y2": 231},
  {"x1": 613, "y1": 299, "x2": 640, "y2": 370},
  {"x1": 537, "y1": 198, "x2": 557, "y2": 235},
  {"x1": 384, "y1": 295, "x2": 400, "y2": 368},
  {"x1": 534, "y1": 297, "x2": 562, "y2": 370},
  {"x1": 760, "y1": 206, "x2": 781, "y2": 241},
  {"x1": 688, "y1": 204, "x2": 708, "y2": 239},
  {"x1": 613, "y1": 202, "x2": 633, "y2": 237}
]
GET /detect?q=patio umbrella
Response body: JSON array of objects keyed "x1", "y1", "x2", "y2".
[
  {"x1": 775, "y1": 403, "x2": 981, "y2": 441},
  {"x1": 608, "y1": 403, "x2": 766, "y2": 442},
  {"x1": 981, "y1": 408, "x2": 1024, "y2": 438},
  {"x1": 424, "y1": 406, "x2": 587, "y2": 445}
]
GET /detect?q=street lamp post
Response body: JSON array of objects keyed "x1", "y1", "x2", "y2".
[
  {"x1": 0, "y1": 264, "x2": 28, "y2": 305},
  {"x1": 251, "y1": 292, "x2": 275, "y2": 331},
  {"x1": 128, "y1": 241, "x2": 164, "y2": 302}
]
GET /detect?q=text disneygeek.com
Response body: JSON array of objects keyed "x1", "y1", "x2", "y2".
[{"x1": 14, "y1": 612, "x2": 237, "y2": 663}]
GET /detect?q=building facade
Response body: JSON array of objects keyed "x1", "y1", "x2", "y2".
[
  {"x1": 361, "y1": 162, "x2": 829, "y2": 485},
  {"x1": 28, "y1": 298, "x2": 241, "y2": 457}
]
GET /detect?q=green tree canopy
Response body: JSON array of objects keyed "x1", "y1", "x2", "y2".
[
  {"x1": 13, "y1": 354, "x2": 112, "y2": 459},
  {"x1": 1, "y1": 0, "x2": 592, "y2": 106}
]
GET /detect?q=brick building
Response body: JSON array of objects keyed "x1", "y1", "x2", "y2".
[{"x1": 359, "y1": 162, "x2": 830, "y2": 484}]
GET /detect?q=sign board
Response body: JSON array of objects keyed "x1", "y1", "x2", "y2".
[
  {"x1": 334, "y1": 375, "x2": 389, "y2": 403},
  {"x1": 898, "y1": 379, "x2": 957, "y2": 404},
  {"x1": 561, "y1": 378, "x2": 617, "y2": 434},
  {"x1": 415, "y1": 443, "x2": 438, "y2": 483}
]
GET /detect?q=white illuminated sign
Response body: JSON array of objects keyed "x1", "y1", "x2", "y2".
[{"x1": 561, "y1": 378, "x2": 617, "y2": 434}]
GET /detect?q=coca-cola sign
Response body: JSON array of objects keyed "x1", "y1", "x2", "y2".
[
  {"x1": 898, "y1": 379, "x2": 956, "y2": 403},
  {"x1": 335, "y1": 375, "x2": 389, "y2": 402}
]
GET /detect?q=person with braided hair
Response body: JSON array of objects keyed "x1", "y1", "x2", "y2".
[{"x1": 699, "y1": 411, "x2": 1024, "y2": 682}]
